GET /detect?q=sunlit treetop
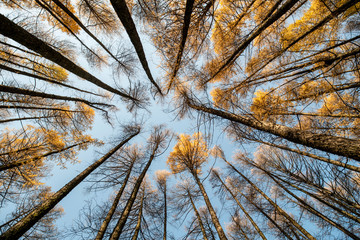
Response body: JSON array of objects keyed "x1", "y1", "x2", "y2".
[{"x1": 167, "y1": 132, "x2": 209, "y2": 175}]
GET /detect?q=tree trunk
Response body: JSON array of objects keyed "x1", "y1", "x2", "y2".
[
  {"x1": 0, "y1": 141, "x2": 90, "y2": 171},
  {"x1": 167, "y1": 0, "x2": 195, "y2": 92},
  {"x1": 0, "y1": 13, "x2": 136, "y2": 101},
  {"x1": 51, "y1": 0, "x2": 129, "y2": 70},
  {"x1": 0, "y1": 85, "x2": 112, "y2": 109},
  {"x1": 0, "y1": 130, "x2": 139, "y2": 239},
  {"x1": 109, "y1": 140, "x2": 161, "y2": 239},
  {"x1": 110, "y1": 0, "x2": 162, "y2": 95},
  {"x1": 163, "y1": 183, "x2": 167, "y2": 240},
  {"x1": 0, "y1": 63, "x2": 101, "y2": 97},
  {"x1": 222, "y1": 158, "x2": 316, "y2": 240},
  {"x1": 244, "y1": 136, "x2": 360, "y2": 173},
  {"x1": 193, "y1": 174, "x2": 228, "y2": 240},
  {"x1": 131, "y1": 191, "x2": 144, "y2": 240},
  {"x1": 188, "y1": 102, "x2": 360, "y2": 161},
  {"x1": 212, "y1": 171, "x2": 267, "y2": 240},
  {"x1": 188, "y1": 191, "x2": 208, "y2": 240},
  {"x1": 265, "y1": 172, "x2": 360, "y2": 240},
  {"x1": 95, "y1": 159, "x2": 136, "y2": 240},
  {"x1": 204, "y1": 0, "x2": 300, "y2": 84}
]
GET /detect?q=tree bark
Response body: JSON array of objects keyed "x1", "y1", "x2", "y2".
[
  {"x1": 212, "y1": 171, "x2": 267, "y2": 240},
  {"x1": 223, "y1": 158, "x2": 316, "y2": 240},
  {"x1": 167, "y1": 0, "x2": 195, "y2": 92},
  {"x1": 110, "y1": 0, "x2": 162, "y2": 95},
  {"x1": 188, "y1": 191, "x2": 208, "y2": 240},
  {"x1": 193, "y1": 174, "x2": 228, "y2": 240},
  {"x1": 188, "y1": 102, "x2": 360, "y2": 161},
  {"x1": 109, "y1": 140, "x2": 160, "y2": 239},
  {"x1": 0, "y1": 13, "x2": 136, "y2": 101},
  {"x1": 0, "y1": 141, "x2": 90, "y2": 171},
  {"x1": 95, "y1": 159, "x2": 136, "y2": 240},
  {"x1": 131, "y1": 191, "x2": 144, "y2": 240},
  {"x1": 0, "y1": 130, "x2": 139, "y2": 239}
]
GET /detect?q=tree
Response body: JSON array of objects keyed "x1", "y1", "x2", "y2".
[
  {"x1": 155, "y1": 169, "x2": 171, "y2": 240},
  {"x1": 167, "y1": 132, "x2": 228, "y2": 240},
  {"x1": 0, "y1": 125, "x2": 140, "y2": 239},
  {"x1": 109, "y1": 126, "x2": 171, "y2": 239}
]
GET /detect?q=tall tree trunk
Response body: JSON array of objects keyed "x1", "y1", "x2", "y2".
[
  {"x1": 0, "y1": 13, "x2": 136, "y2": 102},
  {"x1": 204, "y1": 0, "x2": 300, "y2": 84},
  {"x1": 212, "y1": 171, "x2": 267, "y2": 240},
  {"x1": 167, "y1": 0, "x2": 195, "y2": 92},
  {"x1": 163, "y1": 183, "x2": 167, "y2": 240},
  {"x1": 131, "y1": 191, "x2": 145, "y2": 240},
  {"x1": 110, "y1": 0, "x2": 163, "y2": 95},
  {"x1": 222, "y1": 158, "x2": 316, "y2": 240},
  {"x1": 188, "y1": 191, "x2": 208, "y2": 240},
  {"x1": 272, "y1": 172, "x2": 360, "y2": 224},
  {"x1": 242, "y1": 136, "x2": 360, "y2": 173},
  {"x1": 0, "y1": 64, "x2": 101, "y2": 97},
  {"x1": 0, "y1": 141, "x2": 90, "y2": 171},
  {"x1": 188, "y1": 102, "x2": 360, "y2": 161},
  {"x1": 233, "y1": 184, "x2": 295, "y2": 240},
  {"x1": 0, "y1": 130, "x2": 139, "y2": 239},
  {"x1": 95, "y1": 159, "x2": 136, "y2": 240},
  {"x1": 0, "y1": 85, "x2": 112, "y2": 110},
  {"x1": 50, "y1": 0, "x2": 127, "y2": 70},
  {"x1": 193, "y1": 174, "x2": 228, "y2": 240},
  {"x1": 109, "y1": 140, "x2": 161, "y2": 239},
  {"x1": 264, "y1": 171, "x2": 360, "y2": 240}
]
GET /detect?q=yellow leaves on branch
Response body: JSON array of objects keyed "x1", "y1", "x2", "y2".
[
  {"x1": 167, "y1": 132, "x2": 209, "y2": 175},
  {"x1": 280, "y1": 0, "x2": 360, "y2": 51},
  {"x1": 40, "y1": 0, "x2": 80, "y2": 34},
  {"x1": 251, "y1": 89, "x2": 290, "y2": 122}
]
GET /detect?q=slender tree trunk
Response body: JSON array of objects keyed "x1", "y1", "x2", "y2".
[
  {"x1": 212, "y1": 171, "x2": 267, "y2": 240},
  {"x1": 0, "y1": 141, "x2": 90, "y2": 171},
  {"x1": 204, "y1": 0, "x2": 300, "y2": 84},
  {"x1": 188, "y1": 102, "x2": 360, "y2": 161},
  {"x1": 247, "y1": 0, "x2": 360, "y2": 80},
  {"x1": 167, "y1": 0, "x2": 195, "y2": 92},
  {"x1": 234, "y1": 185, "x2": 295, "y2": 240},
  {"x1": 95, "y1": 159, "x2": 136, "y2": 240},
  {"x1": 0, "y1": 116, "x2": 53, "y2": 124},
  {"x1": 193, "y1": 174, "x2": 228, "y2": 240},
  {"x1": 0, "y1": 13, "x2": 136, "y2": 101},
  {"x1": 0, "y1": 130, "x2": 139, "y2": 239},
  {"x1": 188, "y1": 192, "x2": 208, "y2": 240},
  {"x1": 163, "y1": 183, "x2": 167, "y2": 240},
  {"x1": 272, "y1": 173, "x2": 360, "y2": 224},
  {"x1": 109, "y1": 140, "x2": 161, "y2": 239},
  {"x1": 131, "y1": 191, "x2": 144, "y2": 240},
  {"x1": 0, "y1": 64, "x2": 101, "y2": 97},
  {"x1": 110, "y1": 0, "x2": 162, "y2": 95},
  {"x1": 243, "y1": 136, "x2": 360, "y2": 173},
  {"x1": 222, "y1": 158, "x2": 316, "y2": 240},
  {"x1": 50, "y1": 0, "x2": 127, "y2": 70},
  {"x1": 230, "y1": 214, "x2": 250, "y2": 240},
  {"x1": 0, "y1": 85, "x2": 112, "y2": 109},
  {"x1": 265, "y1": 172, "x2": 360, "y2": 239}
]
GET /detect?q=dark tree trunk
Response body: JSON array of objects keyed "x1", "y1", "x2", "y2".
[
  {"x1": 0, "y1": 130, "x2": 139, "y2": 239},
  {"x1": 110, "y1": 0, "x2": 163, "y2": 95},
  {"x1": 0, "y1": 13, "x2": 136, "y2": 101},
  {"x1": 188, "y1": 102, "x2": 360, "y2": 161}
]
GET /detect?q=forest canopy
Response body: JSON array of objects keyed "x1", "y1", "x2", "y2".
[{"x1": 0, "y1": 0, "x2": 360, "y2": 239}]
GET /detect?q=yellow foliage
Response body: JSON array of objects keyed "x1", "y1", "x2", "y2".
[
  {"x1": 39, "y1": 0, "x2": 80, "y2": 34},
  {"x1": 167, "y1": 132, "x2": 209, "y2": 175},
  {"x1": 210, "y1": 87, "x2": 231, "y2": 110}
]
